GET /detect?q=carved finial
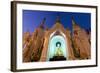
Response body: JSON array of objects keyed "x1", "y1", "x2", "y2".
[
  {"x1": 40, "y1": 17, "x2": 46, "y2": 26},
  {"x1": 72, "y1": 16, "x2": 76, "y2": 27},
  {"x1": 39, "y1": 17, "x2": 46, "y2": 29},
  {"x1": 56, "y1": 16, "x2": 61, "y2": 23}
]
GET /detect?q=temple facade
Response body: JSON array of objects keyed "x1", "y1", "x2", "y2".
[{"x1": 23, "y1": 17, "x2": 91, "y2": 62}]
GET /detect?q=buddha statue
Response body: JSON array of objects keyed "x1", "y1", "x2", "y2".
[
  {"x1": 55, "y1": 42, "x2": 63, "y2": 56},
  {"x1": 49, "y1": 41, "x2": 66, "y2": 61}
]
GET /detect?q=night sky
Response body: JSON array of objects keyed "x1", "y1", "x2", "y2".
[{"x1": 23, "y1": 10, "x2": 91, "y2": 33}]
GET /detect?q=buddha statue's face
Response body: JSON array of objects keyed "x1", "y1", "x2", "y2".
[
  {"x1": 56, "y1": 42, "x2": 61, "y2": 48},
  {"x1": 56, "y1": 44, "x2": 60, "y2": 48}
]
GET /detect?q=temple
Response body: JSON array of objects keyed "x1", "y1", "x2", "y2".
[{"x1": 23, "y1": 17, "x2": 91, "y2": 62}]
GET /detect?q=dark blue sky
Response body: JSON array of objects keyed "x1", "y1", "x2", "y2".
[{"x1": 23, "y1": 10, "x2": 91, "y2": 33}]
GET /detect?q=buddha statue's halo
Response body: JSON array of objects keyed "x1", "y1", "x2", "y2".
[{"x1": 56, "y1": 42, "x2": 61, "y2": 48}]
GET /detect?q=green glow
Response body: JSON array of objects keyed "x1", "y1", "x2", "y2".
[{"x1": 47, "y1": 35, "x2": 67, "y2": 61}]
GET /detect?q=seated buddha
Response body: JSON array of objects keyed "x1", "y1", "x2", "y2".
[{"x1": 55, "y1": 42, "x2": 63, "y2": 56}]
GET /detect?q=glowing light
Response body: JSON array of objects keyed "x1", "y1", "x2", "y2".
[{"x1": 47, "y1": 35, "x2": 67, "y2": 61}]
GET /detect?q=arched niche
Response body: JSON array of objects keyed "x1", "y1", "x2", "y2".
[{"x1": 46, "y1": 30, "x2": 69, "y2": 61}]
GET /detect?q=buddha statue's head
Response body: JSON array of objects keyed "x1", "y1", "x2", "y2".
[{"x1": 56, "y1": 42, "x2": 61, "y2": 48}]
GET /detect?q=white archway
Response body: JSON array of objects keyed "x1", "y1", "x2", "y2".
[{"x1": 47, "y1": 31, "x2": 68, "y2": 61}]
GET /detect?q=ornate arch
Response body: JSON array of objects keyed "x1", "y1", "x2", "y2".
[{"x1": 46, "y1": 30, "x2": 69, "y2": 61}]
